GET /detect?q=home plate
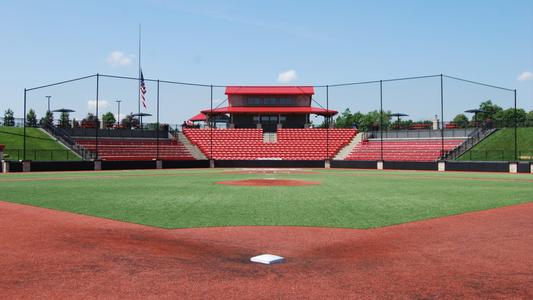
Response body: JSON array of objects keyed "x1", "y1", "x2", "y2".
[{"x1": 250, "y1": 254, "x2": 285, "y2": 265}]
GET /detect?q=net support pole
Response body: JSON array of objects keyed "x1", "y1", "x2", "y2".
[
  {"x1": 23, "y1": 88, "x2": 27, "y2": 161},
  {"x1": 440, "y1": 74, "x2": 444, "y2": 158},
  {"x1": 326, "y1": 85, "x2": 329, "y2": 161},
  {"x1": 95, "y1": 73, "x2": 99, "y2": 160},
  {"x1": 380, "y1": 80, "x2": 383, "y2": 161},
  {"x1": 514, "y1": 89, "x2": 517, "y2": 161},
  {"x1": 210, "y1": 85, "x2": 213, "y2": 160},
  {"x1": 156, "y1": 79, "x2": 160, "y2": 160}
]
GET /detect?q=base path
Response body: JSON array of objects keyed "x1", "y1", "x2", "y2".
[{"x1": 0, "y1": 201, "x2": 532, "y2": 299}]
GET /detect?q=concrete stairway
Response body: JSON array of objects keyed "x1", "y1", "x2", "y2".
[
  {"x1": 263, "y1": 132, "x2": 277, "y2": 143},
  {"x1": 334, "y1": 132, "x2": 366, "y2": 160},
  {"x1": 177, "y1": 132, "x2": 207, "y2": 160}
]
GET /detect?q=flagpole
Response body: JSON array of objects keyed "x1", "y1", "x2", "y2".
[{"x1": 138, "y1": 23, "x2": 142, "y2": 129}]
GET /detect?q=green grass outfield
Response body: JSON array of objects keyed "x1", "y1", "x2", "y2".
[
  {"x1": 0, "y1": 168, "x2": 531, "y2": 229},
  {"x1": 0, "y1": 127, "x2": 80, "y2": 161},
  {"x1": 458, "y1": 128, "x2": 533, "y2": 161}
]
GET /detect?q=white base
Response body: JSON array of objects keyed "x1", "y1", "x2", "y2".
[{"x1": 250, "y1": 254, "x2": 285, "y2": 265}]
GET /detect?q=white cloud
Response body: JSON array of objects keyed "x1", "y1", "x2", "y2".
[
  {"x1": 518, "y1": 71, "x2": 533, "y2": 81},
  {"x1": 87, "y1": 100, "x2": 110, "y2": 111},
  {"x1": 277, "y1": 70, "x2": 298, "y2": 83},
  {"x1": 106, "y1": 51, "x2": 134, "y2": 67}
]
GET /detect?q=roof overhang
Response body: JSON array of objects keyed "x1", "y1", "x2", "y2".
[
  {"x1": 201, "y1": 106, "x2": 337, "y2": 116},
  {"x1": 225, "y1": 86, "x2": 314, "y2": 96}
]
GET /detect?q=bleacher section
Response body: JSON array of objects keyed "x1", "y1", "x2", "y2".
[
  {"x1": 75, "y1": 139, "x2": 195, "y2": 161},
  {"x1": 346, "y1": 139, "x2": 465, "y2": 162},
  {"x1": 183, "y1": 128, "x2": 357, "y2": 160}
]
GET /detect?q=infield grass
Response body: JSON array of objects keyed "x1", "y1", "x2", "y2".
[{"x1": 0, "y1": 168, "x2": 531, "y2": 229}]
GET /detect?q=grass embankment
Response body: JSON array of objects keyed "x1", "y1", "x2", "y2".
[
  {"x1": 0, "y1": 127, "x2": 80, "y2": 161},
  {"x1": 458, "y1": 128, "x2": 533, "y2": 161}
]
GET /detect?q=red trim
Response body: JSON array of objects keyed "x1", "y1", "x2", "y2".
[
  {"x1": 225, "y1": 86, "x2": 314, "y2": 95},
  {"x1": 201, "y1": 106, "x2": 337, "y2": 116},
  {"x1": 188, "y1": 113, "x2": 207, "y2": 122},
  {"x1": 0, "y1": 144, "x2": 4, "y2": 151}
]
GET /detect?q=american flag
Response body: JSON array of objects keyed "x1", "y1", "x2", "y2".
[{"x1": 140, "y1": 70, "x2": 147, "y2": 109}]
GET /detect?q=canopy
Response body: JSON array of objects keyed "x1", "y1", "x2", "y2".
[
  {"x1": 225, "y1": 86, "x2": 314, "y2": 96},
  {"x1": 188, "y1": 113, "x2": 207, "y2": 122}
]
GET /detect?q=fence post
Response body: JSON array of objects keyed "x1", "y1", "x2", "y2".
[
  {"x1": 23, "y1": 88, "x2": 27, "y2": 160},
  {"x1": 514, "y1": 89, "x2": 517, "y2": 161}
]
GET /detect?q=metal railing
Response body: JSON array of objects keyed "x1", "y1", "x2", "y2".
[{"x1": 444, "y1": 127, "x2": 498, "y2": 160}]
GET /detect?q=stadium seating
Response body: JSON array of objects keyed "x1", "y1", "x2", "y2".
[
  {"x1": 183, "y1": 128, "x2": 357, "y2": 160},
  {"x1": 345, "y1": 139, "x2": 464, "y2": 162},
  {"x1": 75, "y1": 138, "x2": 195, "y2": 160}
]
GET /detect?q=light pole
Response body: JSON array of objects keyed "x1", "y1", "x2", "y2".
[
  {"x1": 116, "y1": 100, "x2": 122, "y2": 127},
  {"x1": 45, "y1": 96, "x2": 52, "y2": 112}
]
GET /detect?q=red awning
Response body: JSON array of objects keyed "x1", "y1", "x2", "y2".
[
  {"x1": 201, "y1": 106, "x2": 337, "y2": 116},
  {"x1": 188, "y1": 113, "x2": 207, "y2": 122},
  {"x1": 225, "y1": 86, "x2": 314, "y2": 95}
]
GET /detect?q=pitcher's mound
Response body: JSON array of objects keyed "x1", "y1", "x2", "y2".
[{"x1": 216, "y1": 179, "x2": 321, "y2": 186}]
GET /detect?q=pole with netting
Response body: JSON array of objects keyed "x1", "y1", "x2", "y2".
[
  {"x1": 23, "y1": 89, "x2": 27, "y2": 161},
  {"x1": 379, "y1": 80, "x2": 383, "y2": 162},
  {"x1": 157, "y1": 79, "x2": 160, "y2": 160},
  {"x1": 95, "y1": 74, "x2": 99, "y2": 160},
  {"x1": 440, "y1": 74, "x2": 444, "y2": 157}
]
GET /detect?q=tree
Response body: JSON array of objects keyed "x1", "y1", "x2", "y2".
[
  {"x1": 477, "y1": 100, "x2": 503, "y2": 122},
  {"x1": 494, "y1": 108, "x2": 527, "y2": 127},
  {"x1": 452, "y1": 114, "x2": 469, "y2": 128},
  {"x1": 101, "y1": 112, "x2": 116, "y2": 128},
  {"x1": 81, "y1": 113, "x2": 99, "y2": 128},
  {"x1": 59, "y1": 112, "x2": 71, "y2": 128},
  {"x1": 334, "y1": 109, "x2": 355, "y2": 128},
  {"x1": 39, "y1": 111, "x2": 53, "y2": 127},
  {"x1": 3, "y1": 109, "x2": 15, "y2": 127},
  {"x1": 121, "y1": 113, "x2": 139, "y2": 129},
  {"x1": 26, "y1": 109, "x2": 38, "y2": 127},
  {"x1": 527, "y1": 110, "x2": 533, "y2": 123}
]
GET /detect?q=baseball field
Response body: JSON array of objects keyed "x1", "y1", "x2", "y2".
[{"x1": 1, "y1": 168, "x2": 532, "y2": 298}]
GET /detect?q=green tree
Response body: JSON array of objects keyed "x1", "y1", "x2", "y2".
[
  {"x1": 121, "y1": 113, "x2": 139, "y2": 129},
  {"x1": 3, "y1": 109, "x2": 15, "y2": 126},
  {"x1": 101, "y1": 112, "x2": 116, "y2": 128},
  {"x1": 526, "y1": 110, "x2": 533, "y2": 123},
  {"x1": 39, "y1": 111, "x2": 54, "y2": 127},
  {"x1": 59, "y1": 112, "x2": 71, "y2": 128},
  {"x1": 494, "y1": 108, "x2": 527, "y2": 127},
  {"x1": 82, "y1": 113, "x2": 99, "y2": 128},
  {"x1": 452, "y1": 114, "x2": 469, "y2": 128},
  {"x1": 26, "y1": 109, "x2": 38, "y2": 127},
  {"x1": 334, "y1": 109, "x2": 355, "y2": 128},
  {"x1": 477, "y1": 100, "x2": 503, "y2": 122}
]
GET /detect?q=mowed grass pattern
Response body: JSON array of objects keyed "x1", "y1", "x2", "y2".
[{"x1": 0, "y1": 168, "x2": 531, "y2": 229}]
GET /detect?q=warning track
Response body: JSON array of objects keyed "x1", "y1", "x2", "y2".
[{"x1": 0, "y1": 201, "x2": 532, "y2": 299}]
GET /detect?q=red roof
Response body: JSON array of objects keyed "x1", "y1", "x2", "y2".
[
  {"x1": 201, "y1": 106, "x2": 337, "y2": 116},
  {"x1": 188, "y1": 113, "x2": 207, "y2": 122},
  {"x1": 225, "y1": 86, "x2": 314, "y2": 95}
]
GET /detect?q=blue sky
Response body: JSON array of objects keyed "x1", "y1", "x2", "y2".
[{"x1": 1, "y1": 0, "x2": 532, "y2": 124}]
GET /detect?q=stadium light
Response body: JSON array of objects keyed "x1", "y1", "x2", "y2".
[
  {"x1": 116, "y1": 100, "x2": 122, "y2": 126},
  {"x1": 45, "y1": 96, "x2": 52, "y2": 112}
]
